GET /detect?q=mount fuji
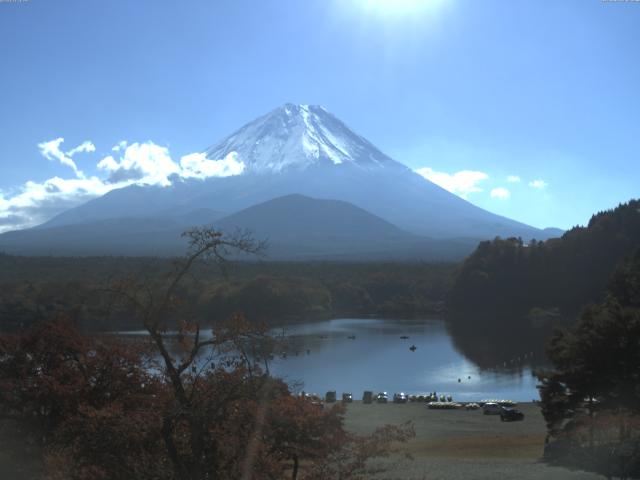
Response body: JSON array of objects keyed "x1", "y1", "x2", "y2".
[{"x1": 0, "y1": 104, "x2": 558, "y2": 259}]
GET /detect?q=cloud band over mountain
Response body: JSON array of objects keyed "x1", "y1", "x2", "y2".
[{"x1": 0, "y1": 139, "x2": 245, "y2": 232}]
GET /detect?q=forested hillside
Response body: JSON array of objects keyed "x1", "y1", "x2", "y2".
[
  {"x1": 447, "y1": 200, "x2": 640, "y2": 367},
  {"x1": 537, "y1": 249, "x2": 640, "y2": 476},
  {"x1": 450, "y1": 199, "x2": 640, "y2": 318}
]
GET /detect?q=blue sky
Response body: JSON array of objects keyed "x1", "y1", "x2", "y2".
[{"x1": 0, "y1": 0, "x2": 638, "y2": 231}]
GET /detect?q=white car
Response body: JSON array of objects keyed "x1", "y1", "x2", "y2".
[
  {"x1": 482, "y1": 402, "x2": 501, "y2": 415},
  {"x1": 393, "y1": 392, "x2": 408, "y2": 403}
]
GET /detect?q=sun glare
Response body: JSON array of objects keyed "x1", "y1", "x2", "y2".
[{"x1": 359, "y1": 0, "x2": 445, "y2": 17}]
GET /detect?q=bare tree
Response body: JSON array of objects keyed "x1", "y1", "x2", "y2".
[{"x1": 110, "y1": 227, "x2": 267, "y2": 480}]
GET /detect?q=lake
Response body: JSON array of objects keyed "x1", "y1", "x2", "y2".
[
  {"x1": 266, "y1": 318, "x2": 539, "y2": 402},
  {"x1": 116, "y1": 317, "x2": 540, "y2": 402}
]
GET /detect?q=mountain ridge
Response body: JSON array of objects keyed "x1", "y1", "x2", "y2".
[
  {"x1": 3, "y1": 104, "x2": 561, "y2": 256},
  {"x1": 0, "y1": 194, "x2": 478, "y2": 260}
]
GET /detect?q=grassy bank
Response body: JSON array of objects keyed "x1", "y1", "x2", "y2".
[{"x1": 342, "y1": 402, "x2": 600, "y2": 479}]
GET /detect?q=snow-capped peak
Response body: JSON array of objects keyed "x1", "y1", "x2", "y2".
[{"x1": 204, "y1": 104, "x2": 400, "y2": 174}]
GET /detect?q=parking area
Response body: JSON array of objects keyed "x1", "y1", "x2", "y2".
[{"x1": 342, "y1": 402, "x2": 601, "y2": 479}]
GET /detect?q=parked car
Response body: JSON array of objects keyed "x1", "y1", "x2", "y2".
[
  {"x1": 393, "y1": 392, "x2": 408, "y2": 403},
  {"x1": 500, "y1": 407, "x2": 524, "y2": 421},
  {"x1": 376, "y1": 392, "x2": 389, "y2": 403},
  {"x1": 482, "y1": 402, "x2": 502, "y2": 415},
  {"x1": 302, "y1": 393, "x2": 324, "y2": 408},
  {"x1": 325, "y1": 391, "x2": 337, "y2": 403},
  {"x1": 342, "y1": 392, "x2": 353, "y2": 403},
  {"x1": 363, "y1": 391, "x2": 373, "y2": 404}
]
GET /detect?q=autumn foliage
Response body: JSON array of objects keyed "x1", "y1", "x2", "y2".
[
  {"x1": 0, "y1": 228, "x2": 414, "y2": 479},
  {"x1": 0, "y1": 317, "x2": 413, "y2": 480}
]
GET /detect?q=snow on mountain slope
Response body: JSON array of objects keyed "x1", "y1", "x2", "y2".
[
  {"x1": 26, "y1": 103, "x2": 558, "y2": 249},
  {"x1": 204, "y1": 104, "x2": 400, "y2": 174}
]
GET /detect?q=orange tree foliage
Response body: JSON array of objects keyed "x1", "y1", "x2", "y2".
[
  {"x1": 0, "y1": 319, "x2": 414, "y2": 480},
  {"x1": 0, "y1": 228, "x2": 414, "y2": 479},
  {"x1": 0, "y1": 318, "x2": 168, "y2": 479}
]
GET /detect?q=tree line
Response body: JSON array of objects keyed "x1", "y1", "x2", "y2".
[
  {"x1": 446, "y1": 199, "x2": 640, "y2": 366},
  {"x1": 0, "y1": 228, "x2": 414, "y2": 479},
  {"x1": 537, "y1": 247, "x2": 640, "y2": 478},
  {"x1": 0, "y1": 255, "x2": 454, "y2": 332},
  {"x1": 450, "y1": 199, "x2": 640, "y2": 319}
]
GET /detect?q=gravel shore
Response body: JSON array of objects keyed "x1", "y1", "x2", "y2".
[{"x1": 342, "y1": 401, "x2": 601, "y2": 479}]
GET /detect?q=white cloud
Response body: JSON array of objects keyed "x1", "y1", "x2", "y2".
[
  {"x1": 0, "y1": 139, "x2": 247, "y2": 233},
  {"x1": 66, "y1": 140, "x2": 96, "y2": 157},
  {"x1": 415, "y1": 167, "x2": 489, "y2": 199},
  {"x1": 112, "y1": 140, "x2": 128, "y2": 152},
  {"x1": 38, "y1": 138, "x2": 85, "y2": 178},
  {"x1": 97, "y1": 144, "x2": 246, "y2": 185},
  {"x1": 0, "y1": 176, "x2": 114, "y2": 231},
  {"x1": 180, "y1": 151, "x2": 245, "y2": 179},
  {"x1": 97, "y1": 142, "x2": 180, "y2": 186},
  {"x1": 529, "y1": 179, "x2": 548, "y2": 189},
  {"x1": 507, "y1": 175, "x2": 521, "y2": 183},
  {"x1": 490, "y1": 187, "x2": 510, "y2": 199},
  {"x1": 96, "y1": 155, "x2": 119, "y2": 172}
]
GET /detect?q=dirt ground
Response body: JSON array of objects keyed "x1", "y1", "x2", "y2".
[
  {"x1": 342, "y1": 401, "x2": 603, "y2": 479},
  {"x1": 1, "y1": 402, "x2": 604, "y2": 479}
]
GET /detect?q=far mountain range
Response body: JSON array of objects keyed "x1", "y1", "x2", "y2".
[{"x1": 0, "y1": 104, "x2": 562, "y2": 260}]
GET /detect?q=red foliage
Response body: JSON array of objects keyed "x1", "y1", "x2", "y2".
[{"x1": 0, "y1": 318, "x2": 414, "y2": 480}]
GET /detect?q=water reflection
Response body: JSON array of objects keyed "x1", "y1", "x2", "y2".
[
  {"x1": 114, "y1": 318, "x2": 541, "y2": 402},
  {"x1": 446, "y1": 311, "x2": 550, "y2": 371},
  {"x1": 266, "y1": 318, "x2": 540, "y2": 402}
]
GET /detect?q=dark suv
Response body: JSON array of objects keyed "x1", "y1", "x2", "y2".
[{"x1": 500, "y1": 407, "x2": 524, "y2": 421}]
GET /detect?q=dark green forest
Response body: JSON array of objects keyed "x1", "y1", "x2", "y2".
[
  {"x1": 0, "y1": 256, "x2": 454, "y2": 332},
  {"x1": 447, "y1": 199, "x2": 640, "y2": 367},
  {"x1": 536, "y1": 243, "x2": 640, "y2": 477}
]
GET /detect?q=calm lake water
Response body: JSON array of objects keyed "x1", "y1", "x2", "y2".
[
  {"x1": 267, "y1": 318, "x2": 539, "y2": 402},
  {"x1": 116, "y1": 318, "x2": 540, "y2": 402}
]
